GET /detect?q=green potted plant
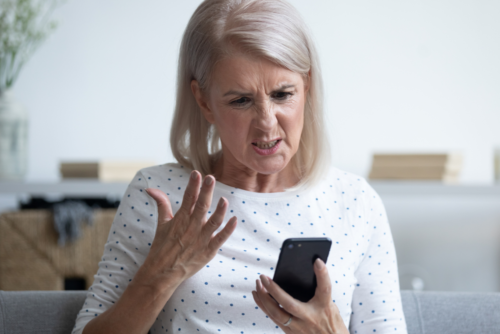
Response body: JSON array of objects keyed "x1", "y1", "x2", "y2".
[{"x1": 0, "y1": 0, "x2": 61, "y2": 180}]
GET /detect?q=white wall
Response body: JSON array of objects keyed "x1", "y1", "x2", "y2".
[
  {"x1": 12, "y1": 0, "x2": 500, "y2": 183},
  {"x1": 386, "y1": 194, "x2": 500, "y2": 292}
]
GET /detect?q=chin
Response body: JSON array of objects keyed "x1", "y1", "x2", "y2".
[{"x1": 249, "y1": 157, "x2": 289, "y2": 175}]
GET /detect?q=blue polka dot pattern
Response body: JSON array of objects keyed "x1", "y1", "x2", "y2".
[{"x1": 72, "y1": 163, "x2": 407, "y2": 334}]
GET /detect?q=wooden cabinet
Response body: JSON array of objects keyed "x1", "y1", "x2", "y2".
[{"x1": 0, "y1": 209, "x2": 116, "y2": 291}]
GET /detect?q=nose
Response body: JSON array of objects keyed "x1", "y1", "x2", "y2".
[{"x1": 253, "y1": 101, "x2": 277, "y2": 132}]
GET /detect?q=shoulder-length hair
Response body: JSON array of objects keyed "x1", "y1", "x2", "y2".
[{"x1": 170, "y1": 0, "x2": 331, "y2": 191}]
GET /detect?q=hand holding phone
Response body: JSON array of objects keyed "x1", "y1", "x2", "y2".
[
  {"x1": 253, "y1": 237, "x2": 348, "y2": 333},
  {"x1": 272, "y1": 237, "x2": 332, "y2": 302}
]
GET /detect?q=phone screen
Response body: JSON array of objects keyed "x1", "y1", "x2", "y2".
[{"x1": 272, "y1": 238, "x2": 332, "y2": 303}]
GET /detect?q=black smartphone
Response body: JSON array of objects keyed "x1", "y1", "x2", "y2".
[{"x1": 272, "y1": 237, "x2": 332, "y2": 303}]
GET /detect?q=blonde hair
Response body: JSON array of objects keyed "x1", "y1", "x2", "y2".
[{"x1": 170, "y1": 0, "x2": 331, "y2": 191}]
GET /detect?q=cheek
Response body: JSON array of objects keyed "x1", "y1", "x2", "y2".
[
  {"x1": 213, "y1": 108, "x2": 248, "y2": 145},
  {"x1": 281, "y1": 103, "x2": 305, "y2": 144}
]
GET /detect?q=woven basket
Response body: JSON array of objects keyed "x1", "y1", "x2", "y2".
[{"x1": 0, "y1": 209, "x2": 116, "y2": 291}]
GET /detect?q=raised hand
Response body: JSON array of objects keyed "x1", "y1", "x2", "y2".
[
  {"x1": 133, "y1": 170, "x2": 237, "y2": 294},
  {"x1": 252, "y1": 258, "x2": 349, "y2": 334}
]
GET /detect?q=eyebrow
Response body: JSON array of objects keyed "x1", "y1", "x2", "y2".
[{"x1": 222, "y1": 84, "x2": 296, "y2": 97}]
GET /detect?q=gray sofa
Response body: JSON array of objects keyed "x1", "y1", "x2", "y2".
[{"x1": 1, "y1": 290, "x2": 499, "y2": 334}]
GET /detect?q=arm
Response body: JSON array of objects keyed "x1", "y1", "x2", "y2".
[
  {"x1": 348, "y1": 179, "x2": 407, "y2": 334},
  {"x1": 72, "y1": 171, "x2": 161, "y2": 334},
  {"x1": 81, "y1": 274, "x2": 180, "y2": 334},
  {"x1": 72, "y1": 170, "x2": 236, "y2": 334}
]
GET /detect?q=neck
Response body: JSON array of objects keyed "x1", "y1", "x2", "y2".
[{"x1": 211, "y1": 153, "x2": 300, "y2": 193}]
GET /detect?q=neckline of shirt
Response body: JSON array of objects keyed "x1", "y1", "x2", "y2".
[
  {"x1": 213, "y1": 178, "x2": 304, "y2": 200},
  {"x1": 161, "y1": 163, "x2": 307, "y2": 200}
]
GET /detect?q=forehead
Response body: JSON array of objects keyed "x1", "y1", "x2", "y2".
[{"x1": 210, "y1": 54, "x2": 304, "y2": 92}]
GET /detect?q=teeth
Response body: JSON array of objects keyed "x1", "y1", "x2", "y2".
[{"x1": 255, "y1": 140, "x2": 278, "y2": 149}]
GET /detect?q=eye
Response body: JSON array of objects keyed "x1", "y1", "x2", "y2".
[
  {"x1": 273, "y1": 92, "x2": 293, "y2": 100},
  {"x1": 230, "y1": 97, "x2": 251, "y2": 105}
]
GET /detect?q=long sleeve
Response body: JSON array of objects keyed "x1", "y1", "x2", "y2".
[
  {"x1": 348, "y1": 179, "x2": 408, "y2": 333},
  {"x1": 72, "y1": 171, "x2": 158, "y2": 334}
]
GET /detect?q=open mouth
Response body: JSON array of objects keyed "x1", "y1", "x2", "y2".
[{"x1": 251, "y1": 139, "x2": 281, "y2": 149}]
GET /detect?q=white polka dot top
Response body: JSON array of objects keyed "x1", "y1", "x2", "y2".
[{"x1": 72, "y1": 162, "x2": 408, "y2": 334}]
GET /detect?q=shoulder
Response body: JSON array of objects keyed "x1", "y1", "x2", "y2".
[
  {"x1": 138, "y1": 161, "x2": 188, "y2": 176},
  {"x1": 121, "y1": 162, "x2": 191, "y2": 197},
  {"x1": 323, "y1": 166, "x2": 382, "y2": 205},
  {"x1": 327, "y1": 166, "x2": 365, "y2": 184},
  {"x1": 135, "y1": 162, "x2": 191, "y2": 186},
  {"x1": 324, "y1": 166, "x2": 369, "y2": 193}
]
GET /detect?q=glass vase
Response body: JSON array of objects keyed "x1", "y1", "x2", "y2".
[{"x1": 0, "y1": 90, "x2": 28, "y2": 180}]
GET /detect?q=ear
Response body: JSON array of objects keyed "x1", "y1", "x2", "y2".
[{"x1": 191, "y1": 80, "x2": 215, "y2": 124}]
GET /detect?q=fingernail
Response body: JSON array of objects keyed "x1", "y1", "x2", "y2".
[
  {"x1": 191, "y1": 170, "x2": 197, "y2": 180},
  {"x1": 218, "y1": 197, "x2": 225, "y2": 208},
  {"x1": 261, "y1": 275, "x2": 270, "y2": 287},
  {"x1": 145, "y1": 188, "x2": 150, "y2": 195},
  {"x1": 258, "y1": 279, "x2": 264, "y2": 290},
  {"x1": 315, "y1": 258, "x2": 324, "y2": 269},
  {"x1": 205, "y1": 176, "x2": 213, "y2": 185}
]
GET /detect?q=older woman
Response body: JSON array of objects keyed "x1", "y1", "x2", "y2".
[{"x1": 73, "y1": 0, "x2": 407, "y2": 333}]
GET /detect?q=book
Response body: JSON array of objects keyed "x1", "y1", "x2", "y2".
[
  {"x1": 60, "y1": 160, "x2": 156, "y2": 182},
  {"x1": 368, "y1": 153, "x2": 462, "y2": 183}
]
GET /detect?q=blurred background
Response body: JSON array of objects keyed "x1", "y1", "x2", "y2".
[{"x1": 0, "y1": 0, "x2": 499, "y2": 293}]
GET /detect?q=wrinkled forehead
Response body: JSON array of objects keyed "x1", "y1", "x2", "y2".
[{"x1": 208, "y1": 50, "x2": 307, "y2": 95}]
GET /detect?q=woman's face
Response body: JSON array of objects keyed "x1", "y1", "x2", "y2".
[{"x1": 192, "y1": 54, "x2": 309, "y2": 176}]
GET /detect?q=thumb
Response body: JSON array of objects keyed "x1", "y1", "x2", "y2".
[
  {"x1": 312, "y1": 258, "x2": 332, "y2": 305},
  {"x1": 145, "y1": 188, "x2": 174, "y2": 224}
]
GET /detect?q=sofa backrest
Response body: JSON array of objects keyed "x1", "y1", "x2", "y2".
[
  {"x1": 1, "y1": 290, "x2": 499, "y2": 334},
  {"x1": 401, "y1": 290, "x2": 500, "y2": 334},
  {"x1": 0, "y1": 291, "x2": 86, "y2": 334}
]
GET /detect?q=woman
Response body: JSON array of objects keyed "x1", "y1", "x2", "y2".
[{"x1": 73, "y1": 0, "x2": 407, "y2": 333}]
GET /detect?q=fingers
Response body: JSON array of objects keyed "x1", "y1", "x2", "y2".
[
  {"x1": 312, "y1": 258, "x2": 332, "y2": 305},
  {"x1": 179, "y1": 170, "x2": 202, "y2": 215},
  {"x1": 145, "y1": 188, "x2": 173, "y2": 225},
  {"x1": 253, "y1": 279, "x2": 292, "y2": 331},
  {"x1": 202, "y1": 196, "x2": 228, "y2": 236},
  {"x1": 259, "y1": 275, "x2": 303, "y2": 318},
  {"x1": 252, "y1": 290, "x2": 267, "y2": 313},
  {"x1": 207, "y1": 216, "x2": 237, "y2": 253},
  {"x1": 191, "y1": 175, "x2": 216, "y2": 222},
  {"x1": 252, "y1": 291, "x2": 287, "y2": 332}
]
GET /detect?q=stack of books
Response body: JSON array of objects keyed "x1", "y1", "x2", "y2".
[
  {"x1": 368, "y1": 153, "x2": 462, "y2": 183},
  {"x1": 60, "y1": 160, "x2": 155, "y2": 182}
]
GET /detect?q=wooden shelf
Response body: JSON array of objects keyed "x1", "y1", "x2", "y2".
[
  {"x1": 1, "y1": 180, "x2": 499, "y2": 197},
  {"x1": 0, "y1": 180, "x2": 128, "y2": 197}
]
